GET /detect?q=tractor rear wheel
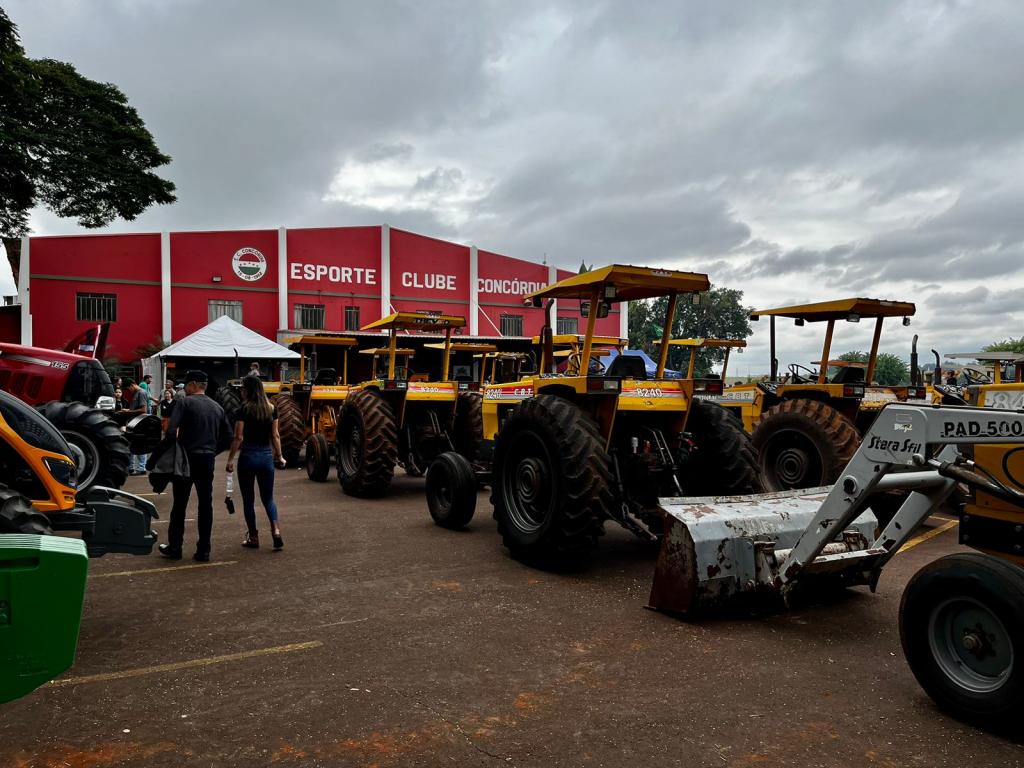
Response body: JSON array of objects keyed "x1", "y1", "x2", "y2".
[
  {"x1": 452, "y1": 391, "x2": 484, "y2": 461},
  {"x1": 683, "y1": 399, "x2": 764, "y2": 495},
  {"x1": 752, "y1": 399, "x2": 859, "y2": 491},
  {"x1": 305, "y1": 434, "x2": 331, "y2": 482},
  {"x1": 274, "y1": 393, "x2": 305, "y2": 467},
  {"x1": 337, "y1": 389, "x2": 397, "y2": 497},
  {"x1": 426, "y1": 452, "x2": 478, "y2": 529},
  {"x1": 0, "y1": 485, "x2": 52, "y2": 535},
  {"x1": 492, "y1": 395, "x2": 611, "y2": 563},
  {"x1": 38, "y1": 401, "x2": 130, "y2": 490},
  {"x1": 215, "y1": 385, "x2": 242, "y2": 425},
  {"x1": 900, "y1": 553, "x2": 1024, "y2": 727}
]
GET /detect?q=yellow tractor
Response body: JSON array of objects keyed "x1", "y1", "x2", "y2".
[
  {"x1": 423, "y1": 264, "x2": 763, "y2": 562},
  {"x1": 336, "y1": 311, "x2": 481, "y2": 496},
  {"x1": 717, "y1": 298, "x2": 916, "y2": 490},
  {"x1": 659, "y1": 337, "x2": 746, "y2": 404},
  {"x1": 930, "y1": 351, "x2": 1024, "y2": 408}
]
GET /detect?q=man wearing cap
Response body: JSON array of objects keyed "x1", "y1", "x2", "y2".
[{"x1": 159, "y1": 370, "x2": 232, "y2": 562}]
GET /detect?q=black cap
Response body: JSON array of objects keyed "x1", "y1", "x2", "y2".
[{"x1": 183, "y1": 369, "x2": 208, "y2": 384}]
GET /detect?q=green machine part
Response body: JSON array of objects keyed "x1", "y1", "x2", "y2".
[{"x1": 0, "y1": 535, "x2": 88, "y2": 703}]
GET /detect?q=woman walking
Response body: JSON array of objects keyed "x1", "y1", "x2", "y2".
[{"x1": 225, "y1": 376, "x2": 285, "y2": 550}]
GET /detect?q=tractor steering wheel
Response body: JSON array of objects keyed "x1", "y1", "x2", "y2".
[
  {"x1": 962, "y1": 368, "x2": 991, "y2": 385},
  {"x1": 565, "y1": 352, "x2": 606, "y2": 376},
  {"x1": 788, "y1": 363, "x2": 818, "y2": 384}
]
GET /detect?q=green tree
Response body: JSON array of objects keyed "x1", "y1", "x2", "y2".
[
  {"x1": 837, "y1": 350, "x2": 909, "y2": 385},
  {"x1": 1, "y1": 8, "x2": 175, "y2": 281},
  {"x1": 983, "y1": 336, "x2": 1024, "y2": 354},
  {"x1": 628, "y1": 285, "x2": 752, "y2": 377}
]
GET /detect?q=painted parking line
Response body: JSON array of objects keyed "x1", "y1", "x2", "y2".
[
  {"x1": 151, "y1": 517, "x2": 195, "y2": 524},
  {"x1": 48, "y1": 640, "x2": 323, "y2": 687},
  {"x1": 897, "y1": 519, "x2": 959, "y2": 554},
  {"x1": 90, "y1": 561, "x2": 237, "y2": 578}
]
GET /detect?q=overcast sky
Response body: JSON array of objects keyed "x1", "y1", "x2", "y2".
[{"x1": 4, "y1": 0, "x2": 1022, "y2": 374}]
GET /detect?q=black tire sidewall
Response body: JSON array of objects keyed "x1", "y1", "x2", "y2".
[{"x1": 426, "y1": 452, "x2": 476, "y2": 528}]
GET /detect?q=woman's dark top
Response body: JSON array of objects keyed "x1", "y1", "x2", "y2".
[
  {"x1": 241, "y1": 404, "x2": 277, "y2": 449},
  {"x1": 159, "y1": 399, "x2": 175, "y2": 418}
]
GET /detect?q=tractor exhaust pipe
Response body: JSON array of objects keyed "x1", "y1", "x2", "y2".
[
  {"x1": 542, "y1": 299, "x2": 556, "y2": 374},
  {"x1": 932, "y1": 349, "x2": 941, "y2": 385},
  {"x1": 910, "y1": 335, "x2": 919, "y2": 386}
]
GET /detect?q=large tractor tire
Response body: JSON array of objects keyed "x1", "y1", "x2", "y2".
[
  {"x1": 38, "y1": 401, "x2": 130, "y2": 490},
  {"x1": 900, "y1": 553, "x2": 1024, "y2": 727},
  {"x1": 274, "y1": 393, "x2": 305, "y2": 467},
  {"x1": 683, "y1": 399, "x2": 764, "y2": 495},
  {"x1": 215, "y1": 385, "x2": 242, "y2": 426},
  {"x1": 336, "y1": 389, "x2": 397, "y2": 497},
  {"x1": 491, "y1": 395, "x2": 612, "y2": 563},
  {"x1": 752, "y1": 399, "x2": 859, "y2": 491},
  {"x1": 305, "y1": 433, "x2": 331, "y2": 482},
  {"x1": 426, "y1": 451, "x2": 478, "y2": 529},
  {"x1": 0, "y1": 485, "x2": 52, "y2": 535},
  {"x1": 452, "y1": 391, "x2": 484, "y2": 461}
]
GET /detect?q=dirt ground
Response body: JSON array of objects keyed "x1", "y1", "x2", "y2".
[{"x1": 2, "y1": 460, "x2": 1022, "y2": 768}]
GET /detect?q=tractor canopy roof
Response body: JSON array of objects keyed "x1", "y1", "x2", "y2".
[
  {"x1": 423, "y1": 342, "x2": 499, "y2": 353},
  {"x1": 664, "y1": 338, "x2": 747, "y2": 349},
  {"x1": 359, "y1": 347, "x2": 415, "y2": 356},
  {"x1": 283, "y1": 335, "x2": 358, "y2": 348},
  {"x1": 523, "y1": 264, "x2": 710, "y2": 304},
  {"x1": 530, "y1": 334, "x2": 626, "y2": 347},
  {"x1": 947, "y1": 352, "x2": 1024, "y2": 363},
  {"x1": 750, "y1": 298, "x2": 916, "y2": 322},
  {"x1": 361, "y1": 311, "x2": 466, "y2": 332},
  {"x1": 816, "y1": 359, "x2": 867, "y2": 367}
]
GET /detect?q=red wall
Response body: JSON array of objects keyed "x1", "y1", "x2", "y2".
[
  {"x1": 29, "y1": 234, "x2": 163, "y2": 360},
  {"x1": 286, "y1": 226, "x2": 381, "y2": 332},
  {"x1": 390, "y1": 229, "x2": 469, "y2": 324},
  {"x1": 170, "y1": 229, "x2": 279, "y2": 341},
  {"x1": 477, "y1": 250, "x2": 548, "y2": 337}
]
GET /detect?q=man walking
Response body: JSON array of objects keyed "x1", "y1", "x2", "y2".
[{"x1": 159, "y1": 370, "x2": 231, "y2": 562}]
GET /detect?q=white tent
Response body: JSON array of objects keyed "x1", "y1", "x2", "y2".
[
  {"x1": 156, "y1": 316, "x2": 299, "y2": 361},
  {"x1": 143, "y1": 316, "x2": 298, "y2": 393}
]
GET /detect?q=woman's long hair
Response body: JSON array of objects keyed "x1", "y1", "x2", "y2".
[{"x1": 241, "y1": 375, "x2": 273, "y2": 421}]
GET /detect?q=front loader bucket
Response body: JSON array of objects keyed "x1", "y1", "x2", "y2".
[{"x1": 649, "y1": 489, "x2": 878, "y2": 616}]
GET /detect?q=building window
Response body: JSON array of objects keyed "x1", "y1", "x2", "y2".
[
  {"x1": 344, "y1": 306, "x2": 361, "y2": 331},
  {"x1": 209, "y1": 299, "x2": 243, "y2": 323},
  {"x1": 499, "y1": 314, "x2": 524, "y2": 337},
  {"x1": 294, "y1": 303, "x2": 325, "y2": 330},
  {"x1": 556, "y1": 317, "x2": 578, "y2": 335},
  {"x1": 76, "y1": 292, "x2": 117, "y2": 322}
]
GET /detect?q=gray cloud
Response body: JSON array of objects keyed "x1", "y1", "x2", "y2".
[{"x1": 5, "y1": 0, "x2": 1024, "y2": 369}]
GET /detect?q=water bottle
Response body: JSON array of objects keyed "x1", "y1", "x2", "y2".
[
  {"x1": 224, "y1": 470, "x2": 235, "y2": 514},
  {"x1": 226, "y1": 471, "x2": 234, "y2": 494}
]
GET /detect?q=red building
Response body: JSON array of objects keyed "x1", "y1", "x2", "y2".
[{"x1": 16, "y1": 225, "x2": 625, "y2": 360}]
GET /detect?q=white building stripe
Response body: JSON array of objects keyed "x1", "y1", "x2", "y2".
[
  {"x1": 620, "y1": 298, "x2": 629, "y2": 340},
  {"x1": 18, "y1": 235, "x2": 31, "y2": 345},
  {"x1": 469, "y1": 245, "x2": 479, "y2": 335},
  {"x1": 160, "y1": 232, "x2": 171, "y2": 341},
  {"x1": 278, "y1": 226, "x2": 288, "y2": 331},
  {"x1": 380, "y1": 224, "x2": 391, "y2": 318},
  {"x1": 547, "y1": 264, "x2": 558, "y2": 331}
]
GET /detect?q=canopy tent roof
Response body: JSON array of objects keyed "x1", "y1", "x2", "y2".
[
  {"x1": 597, "y1": 348, "x2": 683, "y2": 379},
  {"x1": 156, "y1": 316, "x2": 299, "y2": 360},
  {"x1": 523, "y1": 265, "x2": 710, "y2": 304},
  {"x1": 750, "y1": 298, "x2": 916, "y2": 322}
]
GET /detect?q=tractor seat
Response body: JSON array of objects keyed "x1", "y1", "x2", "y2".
[
  {"x1": 605, "y1": 354, "x2": 647, "y2": 380},
  {"x1": 313, "y1": 368, "x2": 338, "y2": 385},
  {"x1": 830, "y1": 366, "x2": 865, "y2": 385}
]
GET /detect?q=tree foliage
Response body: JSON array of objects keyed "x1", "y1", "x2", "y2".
[
  {"x1": 1, "y1": 8, "x2": 175, "y2": 276},
  {"x1": 983, "y1": 336, "x2": 1024, "y2": 354},
  {"x1": 628, "y1": 285, "x2": 752, "y2": 377},
  {"x1": 837, "y1": 350, "x2": 909, "y2": 385}
]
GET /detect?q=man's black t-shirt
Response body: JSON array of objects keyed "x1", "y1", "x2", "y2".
[
  {"x1": 167, "y1": 394, "x2": 228, "y2": 454},
  {"x1": 241, "y1": 405, "x2": 277, "y2": 449}
]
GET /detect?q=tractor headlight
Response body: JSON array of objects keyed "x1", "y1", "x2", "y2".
[{"x1": 44, "y1": 456, "x2": 77, "y2": 488}]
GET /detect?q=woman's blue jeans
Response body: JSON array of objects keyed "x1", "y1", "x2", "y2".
[{"x1": 238, "y1": 447, "x2": 278, "y2": 531}]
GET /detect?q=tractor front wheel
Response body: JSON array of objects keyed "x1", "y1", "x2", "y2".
[
  {"x1": 900, "y1": 553, "x2": 1024, "y2": 727},
  {"x1": 215, "y1": 385, "x2": 242, "y2": 425},
  {"x1": 491, "y1": 395, "x2": 611, "y2": 564},
  {"x1": 0, "y1": 485, "x2": 52, "y2": 535},
  {"x1": 682, "y1": 399, "x2": 764, "y2": 495},
  {"x1": 305, "y1": 433, "x2": 331, "y2": 482},
  {"x1": 274, "y1": 393, "x2": 305, "y2": 467},
  {"x1": 426, "y1": 452, "x2": 478, "y2": 529},
  {"x1": 752, "y1": 399, "x2": 859, "y2": 491},
  {"x1": 38, "y1": 401, "x2": 130, "y2": 490},
  {"x1": 336, "y1": 390, "x2": 397, "y2": 497}
]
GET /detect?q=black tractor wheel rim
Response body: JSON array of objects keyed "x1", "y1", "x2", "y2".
[
  {"x1": 501, "y1": 431, "x2": 555, "y2": 534},
  {"x1": 762, "y1": 430, "x2": 822, "y2": 490},
  {"x1": 62, "y1": 428, "x2": 101, "y2": 488},
  {"x1": 928, "y1": 596, "x2": 1013, "y2": 693},
  {"x1": 339, "y1": 422, "x2": 363, "y2": 475}
]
